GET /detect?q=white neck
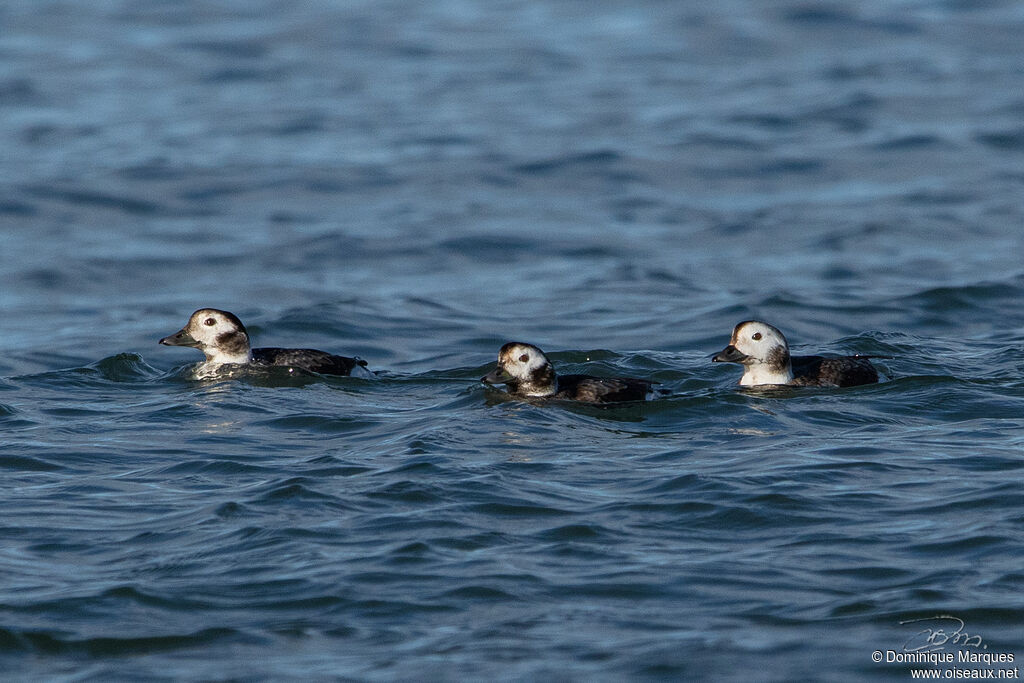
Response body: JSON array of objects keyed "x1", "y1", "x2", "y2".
[
  {"x1": 739, "y1": 363, "x2": 793, "y2": 386},
  {"x1": 204, "y1": 348, "x2": 252, "y2": 365}
]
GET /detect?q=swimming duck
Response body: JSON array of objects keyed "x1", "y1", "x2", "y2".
[
  {"x1": 712, "y1": 321, "x2": 878, "y2": 387},
  {"x1": 160, "y1": 308, "x2": 372, "y2": 377},
  {"x1": 482, "y1": 342, "x2": 657, "y2": 402}
]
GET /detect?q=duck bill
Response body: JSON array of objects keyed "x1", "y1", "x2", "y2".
[
  {"x1": 712, "y1": 345, "x2": 748, "y2": 364},
  {"x1": 481, "y1": 366, "x2": 512, "y2": 384},
  {"x1": 159, "y1": 328, "x2": 200, "y2": 348}
]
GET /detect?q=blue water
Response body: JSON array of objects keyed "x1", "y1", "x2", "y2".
[{"x1": 3, "y1": 1, "x2": 1024, "y2": 680}]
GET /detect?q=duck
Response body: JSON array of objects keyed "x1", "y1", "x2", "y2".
[
  {"x1": 159, "y1": 308, "x2": 373, "y2": 377},
  {"x1": 482, "y1": 342, "x2": 657, "y2": 402},
  {"x1": 712, "y1": 320, "x2": 879, "y2": 387}
]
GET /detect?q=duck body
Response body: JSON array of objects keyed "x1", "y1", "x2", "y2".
[
  {"x1": 712, "y1": 321, "x2": 878, "y2": 388},
  {"x1": 159, "y1": 308, "x2": 372, "y2": 377},
  {"x1": 482, "y1": 342, "x2": 657, "y2": 403}
]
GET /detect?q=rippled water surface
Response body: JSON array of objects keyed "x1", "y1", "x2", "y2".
[{"x1": 3, "y1": 1, "x2": 1024, "y2": 680}]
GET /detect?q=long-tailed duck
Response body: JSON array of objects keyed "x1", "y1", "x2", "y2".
[
  {"x1": 159, "y1": 308, "x2": 373, "y2": 377},
  {"x1": 482, "y1": 342, "x2": 657, "y2": 402},
  {"x1": 712, "y1": 320, "x2": 879, "y2": 388}
]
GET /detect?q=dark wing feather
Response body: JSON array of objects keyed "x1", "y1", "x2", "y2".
[
  {"x1": 790, "y1": 355, "x2": 878, "y2": 388},
  {"x1": 555, "y1": 374, "x2": 653, "y2": 403},
  {"x1": 252, "y1": 347, "x2": 368, "y2": 376}
]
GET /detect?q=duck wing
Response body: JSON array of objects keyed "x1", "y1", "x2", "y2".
[
  {"x1": 555, "y1": 374, "x2": 655, "y2": 402},
  {"x1": 790, "y1": 355, "x2": 878, "y2": 387},
  {"x1": 252, "y1": 347, "x2": 369, "y2": 376}
]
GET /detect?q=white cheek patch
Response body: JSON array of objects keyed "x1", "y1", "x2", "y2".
[
  {"x1": 506, "y1": 361, "x2": 532, "y2": 380},
  {"x1": 190, "y1": 329, "x2": 212, "y2": 346},
  {"x1": 503, "y1": 346, "x2": 545, "y2": 380},
  {"x1": 192, "y1": 324, "x2": 221, "y2": 346}
]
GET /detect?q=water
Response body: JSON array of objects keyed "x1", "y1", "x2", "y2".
[{"x1": 2, "y1": 0, "x2": 1024, "y2": 680}]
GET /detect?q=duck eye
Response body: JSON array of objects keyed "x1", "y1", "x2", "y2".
[
  {"x1": 752, "y1": 332, "x2": 762, "y2": 341},
  {"x1": 519, "y1": 354, "x2": 529, "y2": 363},
  {"x1": 204, "y1": 318, "x2": 216, "y2": 326}
]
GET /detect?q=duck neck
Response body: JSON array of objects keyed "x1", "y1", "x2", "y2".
[
  {"x1": 203, "y1": 331, "x2": 252, "y2": 365},
  {"x1": 740, "y1": 346, "x2": 793, "y2": 386},
  {"x1": 740, "y1": 363, "x2": 794, "y2": 386}
]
